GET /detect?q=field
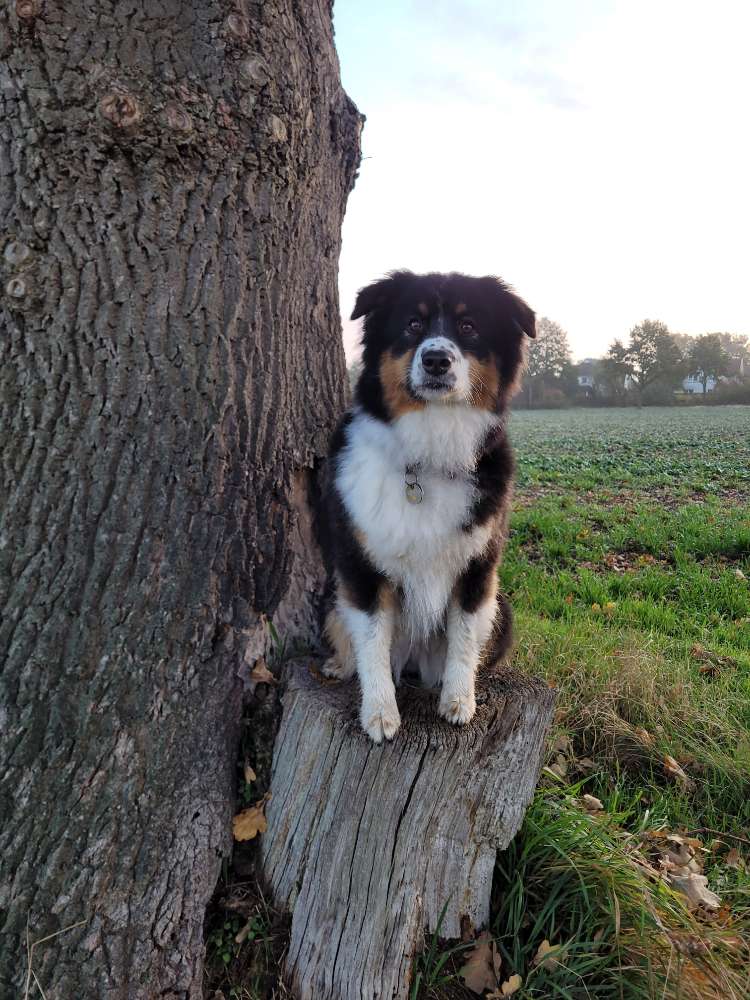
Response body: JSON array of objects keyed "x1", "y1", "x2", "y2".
[
  {"x1": 207, "y1": 406, "x2": 750, "y2": 1000},
  {"x1": 488, "y1": 406, "x2": 750, "y2": 999}
]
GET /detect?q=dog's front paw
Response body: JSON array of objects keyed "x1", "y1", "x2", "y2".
[
  {"x1": 321, "y1": 655, "x2": 356, "y2": 681},
  {"x1": 361, "y1": 697, "x2": 401, "y2": 743},
  {"x1": 438, "y1": 690, "x2": 476, "y2": 726}
]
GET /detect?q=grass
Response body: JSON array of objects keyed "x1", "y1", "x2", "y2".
[{"x1": 482, "y1": 406, "x2": 750, "y2": 999}]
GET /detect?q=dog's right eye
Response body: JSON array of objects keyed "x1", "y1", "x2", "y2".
[{"x1": 407, "y1": 318, "x2": 423, "y2": 333}]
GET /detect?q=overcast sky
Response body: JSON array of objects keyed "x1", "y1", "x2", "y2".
[{"x1": 333, "y1": 0, "x2": 750, "y2": 361}]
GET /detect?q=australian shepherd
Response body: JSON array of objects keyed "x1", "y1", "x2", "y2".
[{"x1": 322, "y1": 271, "x2": 535, "y2": 742}]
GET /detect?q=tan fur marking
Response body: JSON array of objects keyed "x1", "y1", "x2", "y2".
[
  {"x1": 353, "y1": 527, "x2": 368, "y2": 549},
  {"x1": 380, "y1": 350, "x2": 425, "y2": 418},
  {"x1": 468, "y1": 356, "x2": 500, "y2": 410},
  {"x1": 324, "y1": 606, "x2": 353, "y2": 667},
  {"x1": 378, "y1": 585, "x2": 398, "y2": 613},
  {"x1": 455, "y1": 302, "x2": 467, "y2": 315}
]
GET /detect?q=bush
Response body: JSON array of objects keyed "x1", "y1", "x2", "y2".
[{"x1": 708, "y1": 378, "x2": 750, "y2": 404}]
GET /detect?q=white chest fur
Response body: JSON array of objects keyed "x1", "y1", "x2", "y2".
[{"x1": 336, "y1": 406, "x2": 499, "y2": 638}]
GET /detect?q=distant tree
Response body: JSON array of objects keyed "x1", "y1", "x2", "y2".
[
  {"x1": 525, "y1": 317, "x2": 572, "y2": 406},
  {"x1": 627, "y1": 320, "x2": 685, "y2": 391},
  {"x1": 603, "y1": 321, "x2": 684, "y2": 402},
  {"x1": 713, "y1": 332, "x2": 749, "y2": 361},
  {"x1": 559, "y1": 361, "x2": 582, "y2": 401},
  {"x1": 688, "y1": 334, "x2": 731, "y2": 395},
  {"x1": 598, "y1": 339, "x2": 630, "y2": 402}
]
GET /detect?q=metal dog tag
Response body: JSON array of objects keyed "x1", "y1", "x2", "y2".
[
  {"x1": 404, "y1": 468, "x2": 424, "y2": 504},
  {"x1": 405, "y1": 481, "x2": 424, "y2": 504}
]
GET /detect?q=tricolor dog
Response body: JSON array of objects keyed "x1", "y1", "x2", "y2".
[{"x1": 323, "y1": 271, "x2": 535, "y2": 743}]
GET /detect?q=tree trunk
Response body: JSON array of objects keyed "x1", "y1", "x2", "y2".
[
  {"x1": 0, "y1": 3, "x2": 360, "y2": 997},
  {"x1": 261, "y1": 662, "x2": 556, "y2": 1000}
]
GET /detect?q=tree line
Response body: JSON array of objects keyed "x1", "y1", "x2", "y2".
[{"x1": 518, "y1": 318, "x2": 750, "y2": 408}]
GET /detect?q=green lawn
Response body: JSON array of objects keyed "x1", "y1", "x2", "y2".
[{"x1": 488, "y1": 406, "x2": 750, "y2": 999}]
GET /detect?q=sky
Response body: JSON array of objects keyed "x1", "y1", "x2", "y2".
[{"x1": 333, "y1": 0, "x2": 750, "y2": 361}]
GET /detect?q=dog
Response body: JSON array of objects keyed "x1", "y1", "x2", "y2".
[{"x1": 322, "y1": 270, "x2": 535, "y2": 743}]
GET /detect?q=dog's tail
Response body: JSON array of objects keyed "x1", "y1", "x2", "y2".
[{"x1": 483, "y1": 590, "x2": 514, "y2": 667}]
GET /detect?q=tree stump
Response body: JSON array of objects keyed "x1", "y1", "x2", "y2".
[{"x1": 260, "y1": 660, "x2": 556, "y2": 1000}]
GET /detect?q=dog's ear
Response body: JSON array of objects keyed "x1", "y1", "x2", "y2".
[
  {"x1": 351, "y1": 271, "x2": 413, "y2": 320},
  {"x1": 508, "y1": 293, "x2": 536, "y2": 339},
  {"x1": 479, "y1": 277, "x2": 536, "y2": 339}
]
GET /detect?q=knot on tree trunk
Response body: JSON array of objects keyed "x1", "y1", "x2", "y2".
[{"x1": 260, "y1": 661, "x2": 555, "y2": 1000}]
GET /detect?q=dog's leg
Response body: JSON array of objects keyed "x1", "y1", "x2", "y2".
[
  {"x1": 321, "y1": 606, "x2": 357, "y2": 680},
  {"x1": 341, "y1": 590, "x2": 400, "y2": 743},
  {"x1": 439, "y1": 552, "x2": 499, "y2": 725}
]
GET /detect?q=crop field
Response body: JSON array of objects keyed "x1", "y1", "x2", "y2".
[{"x1": 488, "y1": 405, "x2": 750, "y2": 999}]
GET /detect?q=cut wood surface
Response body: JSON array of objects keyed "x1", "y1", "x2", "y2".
[{"x1": 261, "y1": 660, "x2": 556, "y2": 1000}]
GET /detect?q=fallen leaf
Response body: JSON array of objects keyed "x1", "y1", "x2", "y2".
[
  {"x1": 233, "y1": 795, "x2": 270, "y2": 841},
  {"x1": 549, "y1": 754, "x2": 568, "y2": 779},
  {"x1": 734, "y1": 568, "x2": 746, "y2": 580},
  {"x1": 532, "y1": 939, "x2": 561, "y2": 969},
  {"x1": 634, "y1": 727, "x2": 655, "y2": 746},
  {"x1": 551, "y1": 734, "x2": 571, "y2": 754},
  {"x1": 582, "y1": 794, "x2": 604, "y2": 813},
  {"x1": 591, "y1": 602, "x2": 601, "y2": 612},
  {"x1": 460, "y1": 932, "x2": 498, "y2": 994},
  {"x1": 725, "y1": 848, "x2": 745, "y2": 870},
  {"x1": 488, "y1": 974, "x2": 523, "y2": 998},
  {"x1": 668, "y1": 871, "x2": 721, "y2": 911},
  {"x1": 564, "y1": 593, "x2": 574, "y2": 604},
  {"x1": 249, "y1": 657, "x2": 277, "y2": 695},
  {"x1": 664, "y1": 755, "x2": 696, "y2": 793},
  {"x1": 576, "y1": 757, "x2": 596, "y2": 772},
  {"x1": 243, "y1": 760, "x2": 256, "y2": 784},
  {"x1": 662, "y1": 837, "x2": 699, "y2": 870}
]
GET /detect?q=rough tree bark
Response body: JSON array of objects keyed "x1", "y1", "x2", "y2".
[
  {"x1": 261, "y1": 662, "x2": 556, "y2": 1000},
  {"x1": 0, "y1": 2, "x2": 360, "y2": 997}
]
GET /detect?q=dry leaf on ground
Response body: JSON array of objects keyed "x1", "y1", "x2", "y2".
[
  {"x1": 582, "y1": 794, "x2": 604, "y2": 813},
  {"x1": 488, "y1": 972, "x2": 523, "y2": 997},
  {"x1": 248, "y1": 657, "x2": 277, "y2": 694},
  {"x1": 668, "y1": 871, "x2": 721, "y2": 911},
  {"x1": 548, "y1": 754, "x2": 568, "y2": 779},
  {"x1": 532, "y1": 939, "x2": 561, "y2": 969},
  {"x1": 663, "y1": 754, "x2": 696, "y2": 792},
  {"x1": 233, "y1": 794, "x2": 271, "y2": 841},
  {"x1": 460, "y1": 931, "x2": 499, "y2": 994},
  {"x1": 725, "y1": 848, "x2": 745, "y2": 869},
  {"x1": 243, "y1": 760, "x2": 256, "y2": 784}
]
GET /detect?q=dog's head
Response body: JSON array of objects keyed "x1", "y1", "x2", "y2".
[{"x1": 351, "y1": 270, "x2": 535, "y2": 421}]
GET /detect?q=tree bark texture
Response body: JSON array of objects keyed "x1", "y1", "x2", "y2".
[
  {"x1": 0, "y1": 3, "x2": 360, "y2": 997},
  {"x1": 261, "y1": 662, "x2": 556, "y2": 1000}
]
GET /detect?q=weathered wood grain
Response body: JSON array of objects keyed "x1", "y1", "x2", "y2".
[{"x1": 261, "y1": 661, "x2": 555, "y2": 1000}]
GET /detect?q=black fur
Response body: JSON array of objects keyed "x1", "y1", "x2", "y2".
[{"x1": 466, "y1": 426, "x2": 516, "y2": 530}]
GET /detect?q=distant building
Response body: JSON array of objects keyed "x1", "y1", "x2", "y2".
[
  {"x1": 576, "y1": 358, "x2": 597, "y2": 397},
  {"x1": 682, "y1": 374, "x2": 717, "y2": 394}
]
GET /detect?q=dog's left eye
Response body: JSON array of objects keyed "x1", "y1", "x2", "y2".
[
  {"x1": 407, "y1": 318, "x2": 423, "y2": 333},
  {"x1": 459, "y1": 319, "x2": 477, "y2": 336}
]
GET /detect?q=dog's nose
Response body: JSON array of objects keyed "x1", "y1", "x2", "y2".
[{"x1": 421, "y1": 349, "x2": 452, "y2": 376}]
